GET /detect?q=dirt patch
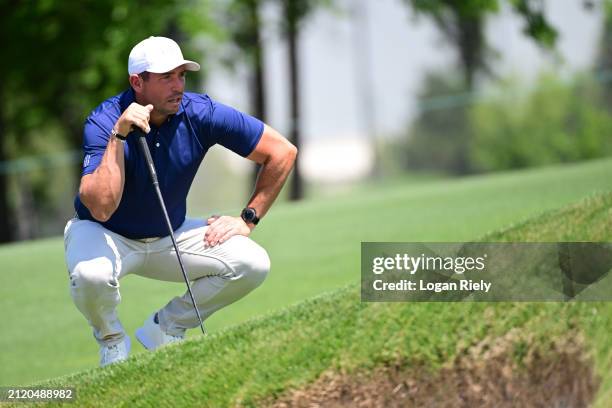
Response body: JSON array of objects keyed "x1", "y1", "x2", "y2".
[{"x1": 267, "y1": 329, "x2": 600, "y2": 408}]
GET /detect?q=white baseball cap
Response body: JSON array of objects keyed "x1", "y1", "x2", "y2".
[{"x1": 128, "y1": 36, "x2": 200, "y2": 75}]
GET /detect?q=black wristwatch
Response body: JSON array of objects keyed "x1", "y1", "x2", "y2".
[{"x1": 241, "y1": 207, "x2": 260, "y2": 225}]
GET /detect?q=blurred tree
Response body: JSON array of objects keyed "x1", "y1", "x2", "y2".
[
  {"x1": 405, "y1": 0, "x2": 496, "y2": 173},
  {"x1": 401, "y1": 72, "x2": 472, "y2": 174},
  {"x1": 596, "y1": 0, "x2": 612, "y2": 109},
  {"x1": 407, "y1": 0, "x2": 557, "y2": 87},
  {"x1": 279, "y1": 0, "x2": 330, "y2": 200},
  {"x1": 0, "y1": 0, "x2": 214, "y2": 242},
  {"x1": 470, "y1": 73, "x2": 612, "y2": 171},
  {"x1": 408, "y1": 0, "x2": 498, "y2": 88},
  {"x1": 221, "y1": 0, "x2": 268, "y2": 185},
  {"x1": 283, "y1": 0, "x2": 305, "y2": 200},
  {"x1": 216, "y1": 0, "x2": 331, "y2": 201},
  {"x1": 0, "y1": 102, "x2": 8, "y2": 242},
  {"x1": 402, "y1": 0, "x2": 558, "y2": 174},
  {"x1": 510, "y1": 0, "x2": 559, "y2": 48},
  {"x1": 351, "y1": 0, "x2": 380, "y2": 177}
]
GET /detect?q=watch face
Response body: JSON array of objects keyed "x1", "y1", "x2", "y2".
[{"x1": 243, "y1": 208, "x2": 256, "y2": 221}]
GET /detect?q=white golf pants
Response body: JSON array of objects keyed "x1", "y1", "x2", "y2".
[{"x1": 63, "y1": 217, "x2": 270, "y2": 346}]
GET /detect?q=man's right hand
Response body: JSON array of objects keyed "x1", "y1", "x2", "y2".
[{"x1": 114, "y1": 103, "x2": 154, "y2": 136}]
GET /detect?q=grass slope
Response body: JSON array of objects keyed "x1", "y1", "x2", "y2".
[
  {"x1": 8, "y1": 191, "x2": 612, "y2": 408},
  {"x1": 1, "y1": 158, "x2": 611, "y2": 386}
]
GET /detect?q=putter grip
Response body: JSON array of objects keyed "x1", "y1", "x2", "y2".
[{"x1": 134, "y1": 129, "x2": 159, "y2": 185}]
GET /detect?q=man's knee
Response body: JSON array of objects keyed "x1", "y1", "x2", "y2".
[
  {"x1": 70, "y1": 258, "x2": 118, "y2": 294},
  {"x1": 227, "y1": 236, "x2": 270, "y2": 284}
]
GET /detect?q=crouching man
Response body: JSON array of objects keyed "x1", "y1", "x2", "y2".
[{"x1": 64, "y1": 36, "x2": 297, "y2": 366}]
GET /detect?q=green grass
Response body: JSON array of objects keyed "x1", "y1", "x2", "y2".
[
  {"x1": 1, "y1": 157, "x2": 611, "y2": 387},
  {"x1": 7, "y1": 190, "x2": 612, "y2": 407}
]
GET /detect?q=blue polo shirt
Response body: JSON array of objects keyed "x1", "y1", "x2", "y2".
[{"x1": 74, "y1": 88, "x2": 264, "y2": 239}]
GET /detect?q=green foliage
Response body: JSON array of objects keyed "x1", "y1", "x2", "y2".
[
  {"x1": 401, "y1": 71, "x2": 612, "y2": 175},
  {"x1": 400, "y1": 1, "x2": 561, "y2": 175},
  {"x1": 402, "y1": 0, "x2": 557, "y2": 174},
  {"x1": 408, "y1": 0, "x2": 557, "y2": 49},
  {"x1": 407, "y1": 0, "x2": 498, "y2": 87},
  {"x1": 410, "y1": 0, "x2": 499, "y2": 16},
  {"x1": 0, "y1": 0, "x2": 215, "y2": 142},
  {"x1": 401, "y1": 72, "x2": 473, "y2": 174},
  {"x1": 470, "y1": 73, "x2": 612, "y2": 172},
  {"x1": 406, "y1": 0, "x2": 557, "y2": 87},
  {"x1": 510, "y1": 0, "x2": 558, "y2": 49},
  {"x1": 0, "y1": 0, "x2": 218, "y2": 240},
  {"x1": 596, "y1": 0, "x2": 612, "y2": 110}
]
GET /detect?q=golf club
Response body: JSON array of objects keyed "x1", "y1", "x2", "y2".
[{"x1": 134, "y1": 128, "x2": 207, "y2": 335}]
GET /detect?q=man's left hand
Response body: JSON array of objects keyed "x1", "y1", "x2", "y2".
[{"x1": 204, "y1": 215, "x2": 252, "y2": 247}]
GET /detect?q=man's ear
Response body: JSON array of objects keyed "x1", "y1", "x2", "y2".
[{"x1": 129, "y1": 74, "x2": 143, "y2": 92}]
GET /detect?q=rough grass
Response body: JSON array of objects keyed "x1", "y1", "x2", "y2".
[{"x1": 6, "y1": 191, "x2": 611, "y2": 408}]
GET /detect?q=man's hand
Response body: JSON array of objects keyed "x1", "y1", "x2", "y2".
[
  {"x1": 115, "y1": 103, "x2": 154, "y2": 135},
  {"x1": 204, "y1": 215, "x2": 252, "y2": 247}
]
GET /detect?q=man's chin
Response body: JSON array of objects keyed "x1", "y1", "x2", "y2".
[{"x1": 159, "y1": 104, "x2": 180, "y2": 115}]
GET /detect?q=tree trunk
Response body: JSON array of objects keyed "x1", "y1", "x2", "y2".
[
  {"x1": 454, "y1": 10, "x2": 485, "y2": 174},
  {"x1": 14, "y1": 172, "x2": 38, "y2": 240},
  {"x1": 0, "y1": 87, "x2": 13, "y2": 243},
  {"x1": 352, "y1": 0, "x2": 379, "y2": 177},
  {"x1": 249, "y1": 0, "x2": 266, "y2": 185},
  {"x1": 456, "y1": 11, "x2": 484, "y2": 90},
  {"x1": 285, "y1": 0, "x2": 304, "y2": 200},
  {"x1": 597, "y1": 5, "x2": 612, "y2": 110}
]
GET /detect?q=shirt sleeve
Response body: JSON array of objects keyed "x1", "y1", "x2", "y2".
[
  {"x1": 81, "y1": 116, "x2": 111, "y2": 177},
  {"x1": 209, "y1": 100, "x2": 265, "y2": 157}
]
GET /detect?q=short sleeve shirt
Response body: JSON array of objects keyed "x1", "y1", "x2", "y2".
[{"x1": 74, "y1": 88, "x2": 264, "y2": 239}]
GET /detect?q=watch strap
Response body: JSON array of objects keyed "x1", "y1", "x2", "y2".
[{"x1": 111, "y1": 128, "x2": 127, "y2": 141}]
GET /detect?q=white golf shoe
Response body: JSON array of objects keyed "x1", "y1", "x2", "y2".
[
  {"x1": 135, "y1": 313, "x2": 184, "y2": 350},
  {"x1": 100, "y1": 336, "x2": 131, "y2": 367}
]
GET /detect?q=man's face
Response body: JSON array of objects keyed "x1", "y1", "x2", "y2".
[{"x1": 137, "y1": 66, "x2": 187, "y2": 115}]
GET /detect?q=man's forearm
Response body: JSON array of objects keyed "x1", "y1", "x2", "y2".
[
  {"x1": 204, "y1": 126, "x2": 296, "y2": 246},
  {"x1": 247, "y1": 143, "x2": 297, "y2": 220},
  {"x1": 79, "y1": 136, "x2": 126, "y2": 222}
]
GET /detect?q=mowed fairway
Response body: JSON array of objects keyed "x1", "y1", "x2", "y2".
[{"x1": 1, "y1": 158, "x2": 611, "y2": 386}]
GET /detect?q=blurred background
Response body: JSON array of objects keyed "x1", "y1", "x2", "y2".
[
  {"x1": 0, "y1": 0, "x2": 611, "y2": 242},
  {"x1": 3, "y1": 0, "x2": 612, "y2": 388}
]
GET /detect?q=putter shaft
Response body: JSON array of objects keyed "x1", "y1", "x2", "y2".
[{"x1": 136, "y1": 131, "x2": 207, "y2": 335}]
